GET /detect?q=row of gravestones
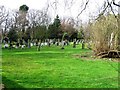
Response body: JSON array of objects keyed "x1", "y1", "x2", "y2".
[{"x1": 3, "y1": 39, "x2": 83, "y2": 49}]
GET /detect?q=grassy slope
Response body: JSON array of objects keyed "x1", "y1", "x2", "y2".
[{"x1": 2, "y1": 45, "x2": 118, "y2": 88}]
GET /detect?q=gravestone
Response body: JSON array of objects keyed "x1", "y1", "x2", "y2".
[
  {"x1": 4, "y1": 43, "x2": 9, "y2": 48},
  {"x1": 61, "y1": 41, "x2": 65, "y2": 49},
  {"x1": 45, "y1": 42, "x2": 47, "y2": 46},
  {"x1": 31, "y1": 43, "x2": 33, "y2": 47}
]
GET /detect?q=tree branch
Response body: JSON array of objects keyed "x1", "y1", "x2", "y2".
[
  {"x1": 95, "y1": 0, "x2": 113, "y2": 20},
  {"x1": 113, "y1": 0, "x2": 120, "y2": 7},
  {"x1": 109, "y1": 1, "x2": 117, "y2": 19},
  {"x1": 76, "y1": 0, "x2": 89, "y2": 19}
]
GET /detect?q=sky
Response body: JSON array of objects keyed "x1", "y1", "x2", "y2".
[
  {"x1": 0, "y1": 0, "x2": 119, "y2": 22},
  {"x1": 0, "y1": 0, "x2": 48, "y2": 10}
]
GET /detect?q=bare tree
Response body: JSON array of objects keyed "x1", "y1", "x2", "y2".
[
  {"x1": 0, "y1": 6, "x2": 7, "y2": 25},
  {"x1": 0, "y1": 6, "x2": 10, "y2": 42}
]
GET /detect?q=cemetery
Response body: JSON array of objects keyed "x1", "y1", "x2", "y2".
[{"x1": 0, "y1": 0, "x2": 120, "y2": 89}]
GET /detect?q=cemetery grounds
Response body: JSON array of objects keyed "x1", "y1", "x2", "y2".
[{"x1": 1, "y1": 44, "x2": 119, "y2": 88}]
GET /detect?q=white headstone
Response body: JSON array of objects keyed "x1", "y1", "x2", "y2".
[
  {"x1": 21, "y1": 45, "x2": 25, "y2": 49},
  {"x1": 45, "y1": 42, "x2": 47, "y2": 46},
  {"x1": 31, "y1": 43, "x2": 33, "y2": 46},
  {"x1": 4, "y1": 44, "x2": 9, "y2": 48},
  {"x1": 13, "y1": 45, "x2": 16, "y2": 48}
]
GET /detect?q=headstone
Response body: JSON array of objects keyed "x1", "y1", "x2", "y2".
[
  {"x1": 50, "y1": 40, "x2": 53, "y2": 45},
  {"x1": 34, "y1": 42, "x2": 36, "y2": 46},
  {"x1": 4, "y1": 43, "x2": 9, "y2": 48},
  {"x1": 48, "y1": 42, "x2": 51, "y2": 47},
  {"x1": 41, "y1": 43, "x2": 44, "y2": 46},
  {"x1": 31, "y1": 43, "x2": 33, "y2": 46},
  {"x1": 44, "y1": 42, "x2": 47, "y2": 46},
  {"x1": 61, "y1": 41, "x2": 65, "y2": 49},
  {"x1": 13, "y1": 45, "x2": 16, "y2": 48},
  {"x1": 21, "y1": 45, "x2": 25, "y2": 49},
  {"x1": 55, "y1": 42, "x2": 59, "y2": 46}
]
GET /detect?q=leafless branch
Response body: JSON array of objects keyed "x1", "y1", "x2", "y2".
[
  {"x1": 113, "y1": 0, "x2": 120, "y2": 7},
  {"x1": 108, "y1": 0, "x2": 117, "y2": 19},
  {"x1": 95, "y1": 0, "x2": 113, "y2": 20},
  {"x1": 76, "y1": 0, "x2": 89, "y2": 19}
]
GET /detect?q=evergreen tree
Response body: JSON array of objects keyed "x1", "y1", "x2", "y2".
[
  {"x1": 53, "y1": 15, "x2": 61, "y2": 28},
  {"x1": 19, "y1": 5, "x2": 29, "y2": 12},
  {"x1": 47, "y1": 15, "x2": 62, "y2": 39}
]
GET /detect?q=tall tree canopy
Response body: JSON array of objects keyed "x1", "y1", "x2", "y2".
[
  {"x1": 53, "y1": 15, "x2": 61, "y2": 28},
  {"x1": 7, "y1": 26, "x2": 18, "y2": 43},
  {"x1": 47, "y1": 15, "x2": 62, "y2": 39},
  {"x1": 19, "y1": 5, "x2": 29, "y2": 12}
]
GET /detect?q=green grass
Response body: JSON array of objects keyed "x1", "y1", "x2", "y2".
[{"x1": 2, "y1": 45, "x2": 118, "y2": 88}]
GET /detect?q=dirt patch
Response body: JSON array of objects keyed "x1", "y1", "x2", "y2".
[
  {"x1": 0, "y1": 84, "x2": 4, "y2": 90},
  {"x1": 72, "y1": 52, "x2": 96, "y2": 61},
  {"x1": 110, "y1": 58, "x2": 120, "y2": 62},
  {"x1": 72, "y1": 52, "x2": 120, "y2": 62}
]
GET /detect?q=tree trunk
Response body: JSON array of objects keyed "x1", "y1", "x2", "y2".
[
  {"x1": 73, "y1": 41, "x2": 76, "y2": 48},
  {"x1": 37, "y1": 40, "x2": 41, "y2": 51},
  {"x1": 28, "y1": 39, "x2": 31, "y2": 48},
  {"x1": 118, "y1": 2, "x2": 120, "y2": 50},
  {"x1": 82, "y1": 40, "x2": 85, "y2": 49},
  {"x1": 118, "y1": 1, "x2": 120, "y2": 51}
]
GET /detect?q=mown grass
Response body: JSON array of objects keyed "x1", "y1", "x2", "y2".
[{"x1": 2, "y1": 45, "x2": 118, "y2": 88}]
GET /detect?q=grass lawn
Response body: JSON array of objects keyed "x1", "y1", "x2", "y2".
[{"x1": 2, "y1": 45, "x2": 118, "y2": 88}]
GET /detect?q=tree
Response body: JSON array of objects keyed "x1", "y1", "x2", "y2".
[
  {"x1": 23, "y1": 27, "x2": 31, "y2": 48},
  {"x1": 7, "y1": 26, "x2": 18, "y2": 43},
  {"x1": 118, "y1": 2, "x2": 120, "y2": 50},
  {"x1": 47, "y1": 15, "x2": 62, "y2": 39},
  {"x1": 90, "y1": 14, "x2": 118, "y2": 57},
  {"x1": 77, "y1": 26, "x2": 84, "y2": 39},
  {"x1": 61, "y1": 18, "x2": 77, "y2": 41},
  {"x1": 18, "y1": 5, "x2": 29, "y2": 39},
  {"x1": 0, "y1": 6, "x2": 9, "y2": 41},
  {"x1": 0, "y1": 6, "x2": 7, "y2": 25},
  {"x1": 78, "y1": 25, "x2": 85, "y2": 49},
  {"x1": 19, "y1": 5, "x2": 29, "y2": 11},
  {"x1": 15, "y1": 5, "x2": 29, "y2": 48},
  {"x1": 61, "y1": 32, "x2": 67, "y2": 49},
  {"x1": 113, "y1": 0, "x2": 120, "y2": 7},
  {"x1": 47, "y1": 24, "x2": 56, "y2": 39},
  {"x1": 53, "y1": 15, "x2": 61, "y2": 28},
  {"x1": 33, "y1": 25, "x2": 47, "y2": 51},
  {"x1": 34, "y1": 25, "x2": 47, "y2": 40}
]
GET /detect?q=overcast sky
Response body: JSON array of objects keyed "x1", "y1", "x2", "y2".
[{"x1": 0, "y1": 0, "x2": 119, "y2": 22}]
